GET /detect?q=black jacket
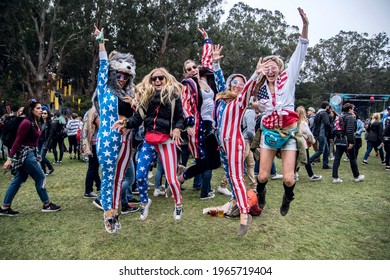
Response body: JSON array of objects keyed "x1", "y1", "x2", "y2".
[
  {"x1": 365, "y1": 121, "x2": 383, "y2": 142},
  {"x1": 312, "y1": 109, "x2": 332, "y2": 138},
  {"x1": 126, "y1": 91, "x2": 184, "y2": 134},
  {"x1": 343, "y1": 113, "x2": 357, "y2": 145}
]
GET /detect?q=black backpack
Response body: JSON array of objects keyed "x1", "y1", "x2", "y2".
[{"x1": 1, "y1": 116, "x2": 29, "y2": 149}]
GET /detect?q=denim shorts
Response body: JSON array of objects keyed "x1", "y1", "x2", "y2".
[{"x1": 261, "y1": 135, "x2": 297, "y2": 151}]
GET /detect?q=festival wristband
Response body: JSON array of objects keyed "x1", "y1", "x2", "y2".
[{"x1": 7, "y1": 157, "x2": 14, "y2": 161}]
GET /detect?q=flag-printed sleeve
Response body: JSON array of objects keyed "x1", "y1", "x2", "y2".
[
  {"x1": 97, "y1": 51, "x2": 108, "y2": 95},
  {"x1": 181, "y1": 83, "x2": 196, "y2": 128},
  {"x1": 201, "y1": 39, "x2": 213, "y2": 69},
  {"x1": 213, "y1": 62, "x2": 226, "y2": 93},
  {"x1": 285, "y1": 37, "x2": 308, "y2": 85},
  {"x1": 237, "y1": 72, "x2": 258, "y2": 108}
]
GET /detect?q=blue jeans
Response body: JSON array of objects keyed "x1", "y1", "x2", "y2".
[
  {"x1": 154, "y1": 156, "x2": 168, "y2": 189},
  {"x1": 364, "y1": 140, "x2": 384, "y2": 161},
  {"x1": 121, "y1": 158, "x2": 135, "y2": 207},
  {"x1": 198, "y1": 170, "x2": 213, "y2": 198},
  {"x1": 38, "y1": 141, "x2": 53, "y2": 174},
  {"x1": 309, "y1": 135, "x2": 329, "y2": 167},
  {"x1": 2, "y1": 150, "x2": 50, "y2": 206}
]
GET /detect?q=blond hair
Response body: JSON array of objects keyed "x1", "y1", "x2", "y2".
[
  {"x1": 371, "y1": 112, "x2": 381, "y2": 123},
  {"x1": 296, "y1": 106, "x2": 308, "y2": 124},
  {"x1": 183, "y1": 59, "x2": 197, "y2": 77},
  {"x1": 254, "y1": 55, "x2": 285, "y2": 92},
  {"x1": 135, "y1": 67, "x2": 183, "y2": 110}
]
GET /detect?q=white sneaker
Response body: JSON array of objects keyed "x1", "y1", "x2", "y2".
[
  {"x1": 218, "y1": 186, "x2": 232, "y2": 196},
  {"x1": 354, "y1": 175, "x2": 365, "y2": 182},
  {"x1": 153, "y1": 187, "x2": 165, "y2": 197},
  {"x1": 139, "y1": 199, "x2": 152, "y2": 221},
  {"x1": 209, "y1": 189, "x2": 215, "y2": 195},
  {"x1": 294, "y1": 173, "x2": 299, "y2": 181},
  {"x1": 271, "y1": 173, "x2": 283, "y2": 180},
  {"x1": 309, "y1": 175, "x2": 322, "y2": 181},
  {"x1": 333, "y1": 178, "x2": 343, "y2": 183},
  {"x1": 173, "y1": 205, "x2": 183, "y2": 221},
  {"x1": 343, "y1": 157, "x2": 349, "y2": 161}
]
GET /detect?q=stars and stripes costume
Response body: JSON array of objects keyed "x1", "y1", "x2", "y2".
[
  {"x1": 96, "y1": 51, "x2": 133, "y2": 211},
  {"x1": 257, "y1": 38, "x2": 309, "y2": 130},
  {"x1": 181, "y1": 39, "x2": 213, "y2": 160},
  {"x1": 124, "y1": 92, "x2": 184, "y2": 206},
  {"x1": 214, "y1": 64, "x2": 258, "y2": 214}
]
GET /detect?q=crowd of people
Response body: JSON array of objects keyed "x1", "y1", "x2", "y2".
[{"x1": 1, "y1": 7, "x2": 390, "y2": 237}]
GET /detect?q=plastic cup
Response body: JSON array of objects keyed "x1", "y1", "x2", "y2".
[
  {"x1": 209, "y1": 208, "x2": 217, "y2": 217},
  {"x1": 217, "y1": 207, "x2": 224, "y2": 217}
]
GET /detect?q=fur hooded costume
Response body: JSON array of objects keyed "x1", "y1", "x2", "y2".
[{"x1": 92, "y1": 51, "x2": 136, "y2": 113}]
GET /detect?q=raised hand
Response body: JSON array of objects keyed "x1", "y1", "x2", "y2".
[
  {"x1": 298, "y1": 7, "x2": 309, "y2": 39},
  {"x1": 198, "y1": 27, "x2": 209, "y2": 39},
  {"x1": 298, "y1": 7, "x2": 309, "y2": 26},
  {"x1": 93, "y1": 23, "x2": 108, "y2": 43},
  {"x1": 255, "y1": 57, "x2": 264, "y2": 75},
  {"x1": 212, "y1": 44, "x2": 224, "y2": 62}
]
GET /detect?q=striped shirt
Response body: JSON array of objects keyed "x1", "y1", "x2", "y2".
[{"x1": 66, "y1": 119, "x2": 81, "y2": 136}]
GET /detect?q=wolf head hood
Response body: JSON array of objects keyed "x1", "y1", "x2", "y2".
[{"x1": 93, "y1": 51, "x2": 136, "y2": 113}]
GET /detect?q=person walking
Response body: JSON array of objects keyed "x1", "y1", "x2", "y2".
[
  {"x1": 0, "y1": 99, "x2": 61, "y2": 216},
  {"x1": 363, "y1": 112, "x2": 384, "y2": 165},
  {"x1": 38, "y1": 106, "x2": 54, "y2": 176},
  {"x1": 332, "y1": 103, "x2": 365, "y2": 183}
]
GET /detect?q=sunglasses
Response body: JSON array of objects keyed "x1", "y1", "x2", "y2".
[
  {"x1": 263, "y1": 65, "x2": 279, "y2": 73},
  {"x1": 151, "y1": 76, "x2": 165, "y2": 82},
  {"x1": 186, "y1": 65, "x2": 198, "y2": 72},
  {"x1": 31, "y1": 99, "x2": 37, "y2": 103},
  {"x1": 116, "y1": 73, "x2": 130, "y2": 81},
  {"x1": 231, "y1": 80, "x2": 245, "y2": 88},
  {"x1": 42, "y1": 112, "x2": 48, "y2": 115}
]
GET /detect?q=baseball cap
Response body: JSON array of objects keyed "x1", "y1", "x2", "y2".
[{"x1": 308, "y1": 107, "x2": 315, "y2": 113}]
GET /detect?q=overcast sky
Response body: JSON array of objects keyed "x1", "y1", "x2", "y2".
[{"x1": 223, "y1": 0, "x2": 390, "y2": 45}]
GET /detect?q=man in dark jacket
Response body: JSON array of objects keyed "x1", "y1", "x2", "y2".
[
  {"x1": 383, "y1": 106, "x2": 390, "y2": 170},
  {"x1": 309, "y1": 101, "x2": 332, "y2": 169},
  {"x1": 332, "y1": 103, "x2": 365, "y2": 183}
]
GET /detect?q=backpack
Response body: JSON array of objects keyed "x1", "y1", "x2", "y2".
[
  {"x1": 1, "y1": 116, "x2": 29, "y2": 149},
  {"x1": 332, "y1": 115, "x2": 346, "y2": 137}
]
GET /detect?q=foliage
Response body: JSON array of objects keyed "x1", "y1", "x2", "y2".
[
  {"x1": 0, "y1": 1, "x2": 389, "y2": 111},
  {"x1": 0, "y1": 140, "x2": 389, "y2": 260}
]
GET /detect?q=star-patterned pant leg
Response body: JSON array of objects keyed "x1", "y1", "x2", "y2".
[
  {"x1": 112, "y1": 129, "x2": 133, "y2": 210},
  {"x1": 97, "y1": 133, "x2": 120, "y2": 211},
  {"x1": 155, "y1": 140, "x2": 182, "y2": 205},
  {"x1": 136, "y1": 141, "x2": 158, "y2": 204}
]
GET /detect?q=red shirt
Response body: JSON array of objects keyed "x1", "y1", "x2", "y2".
[{"x1": 9, "y1": 119, "x2": 41, "y2": 158}]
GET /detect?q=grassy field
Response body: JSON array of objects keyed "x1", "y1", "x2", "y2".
[{"x1": 0, "y1": 144, "x2": 389, "y2": 260}]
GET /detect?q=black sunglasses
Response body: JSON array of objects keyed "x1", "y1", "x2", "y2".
[
  {"x1": 116, "y1": 73, "x2": 130, "y2": 81},
  {"x1": 151, "y1": 76, "x2": 165, "y2": 82},
  {"x1": 186, "y1": 65, "x2": 198, "y2": 72}
]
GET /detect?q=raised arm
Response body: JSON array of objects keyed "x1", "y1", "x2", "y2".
[
  {"x1": 199, "y1": 28, "x2": 213, "y2": 68},
  {"x1": 212, "y1": 44, "x2": 226, "y2": 93},
  {"x1": 298, "y1": 7, "x2": 309, "y2": 40}
]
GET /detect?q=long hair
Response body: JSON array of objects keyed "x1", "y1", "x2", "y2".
[
  {"x1": 296, "y1": 106, "x2": 308, "y2": 124},
  {"x1": 254, "y1": 55, "x2": 285, "y2": 93},
  {"x1": 22, "y1": 99, "x2": 40, "y2": 121},
  {"x1": 215, "y1": 90, "x2": 238, "y2": 103},
  {"x1": 371, "y1": 112, "x2": 381, "y2": 123},
  {"x1": 136, "y1": 67, "x2": 183, "y2": 110}
]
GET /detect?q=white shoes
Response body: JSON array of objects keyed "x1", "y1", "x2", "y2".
[
  {"x1": 153, "y1": 186, "x2": 166, "y2": 197},
  {"x1": 354, "y1": 175, "x2": 365, "y2": 182},
  {"x1": 139, "y1": 199, "x2": 152, "y2": 221},
  {"x1": 218, "y1": 186, "x2": 232, "y2": 196},
  {"x1": 173, "y1": 205, "x2": 183, "y2": 221},
  {"x1": 271, "y1": 173, "x2": 283, "y2": 180},
  {"x1": 333, "y1": 178, "x2": 343, "y2": 183}
]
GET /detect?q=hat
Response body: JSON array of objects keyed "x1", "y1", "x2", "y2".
[
  {"x1": 386, "y1": 106, "x2": 390, "y2": 110},
  {"x1": 308, "y1": 107, "x2": 315, "y2": 113},
  {"x1": 226, "y1": 74, "x2": 247, "y2": 91},
  {"x1": 41, "y1": 105, "x2": 48, "y2": 111}
]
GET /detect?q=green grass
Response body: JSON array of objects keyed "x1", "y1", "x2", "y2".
[{"x1": 0, "y1": 144, "x2": 389, "y2": 260}]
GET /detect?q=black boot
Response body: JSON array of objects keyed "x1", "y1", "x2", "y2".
[
  {"x1": 257, "y1": 187, "x2": 267, "y2": 209},
  {"x1": 280, "y1": 193, "x2": 294, "y2": 216}
]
